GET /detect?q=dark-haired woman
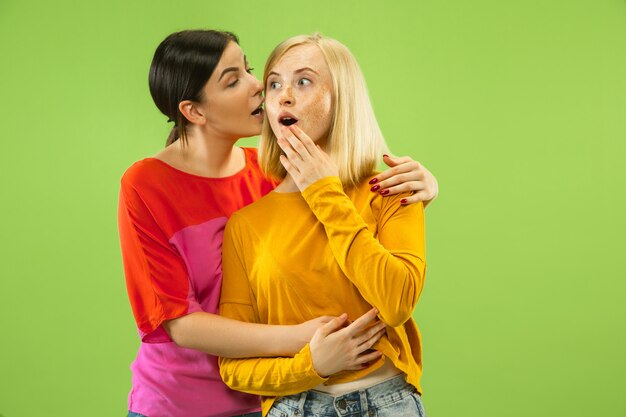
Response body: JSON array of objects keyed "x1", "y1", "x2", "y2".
[{"x1": 119, "y1": 30, "x2": 438, "y2": 417}]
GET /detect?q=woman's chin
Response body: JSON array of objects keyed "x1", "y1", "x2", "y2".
[{"x1": 235, "y1": 128, "x2": 262, "y2": 140}]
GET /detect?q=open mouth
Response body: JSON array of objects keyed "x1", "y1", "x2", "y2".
[
  {"x1": 279, "y1": 117, "x2": 298, "y2": 126},
  {"x1": 251, "y1": 104, "x2": 264, "y2": 117}
]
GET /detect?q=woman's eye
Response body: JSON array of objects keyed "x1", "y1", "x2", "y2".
[
  {"x1": 298, "y1": 78, "x2": 312, "y2": 86},
  {"x1": 228, "y1": 79, "x2": 239, "y2": 88},
  {"x1": 246, "y1": 67, "x2": 254, "y2": 74},
  {"x1": 269, "y1": 81, "x2": 281, "y2": 89}
]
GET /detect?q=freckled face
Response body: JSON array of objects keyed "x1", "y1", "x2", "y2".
[{"x1": 265, "y1": 44, "x2": 334, "y2": 144}]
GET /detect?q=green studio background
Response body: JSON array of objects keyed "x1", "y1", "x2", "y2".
[{"x1": 0, "y1": 0, "x2": 624, "y2": 416}]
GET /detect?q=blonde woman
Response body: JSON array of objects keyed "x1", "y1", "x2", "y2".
[{"x1": 219, "y1": 34, "x2": 428, "y2": 417}]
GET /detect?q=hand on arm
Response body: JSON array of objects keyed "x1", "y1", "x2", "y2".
[
  {"x1": 218, "y1": 306, "x2": 386, "y2": 395},
  {"x1": 370, "y1": 155, "x2": 439, "y2": 207},
  {"x1": 309, "y1": 308, "x2": 385, "y2": 377}
]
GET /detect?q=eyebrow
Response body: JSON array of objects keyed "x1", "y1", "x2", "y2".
[
  {"x1": 267, "y1": 67, "x2": 320, "y2": 78},
  {"x1": 218, "y1": 56, "x2": 249, "y2": 82},
  {"x1": 218, "y1": 67, "x2": 239, "y2": 81}
]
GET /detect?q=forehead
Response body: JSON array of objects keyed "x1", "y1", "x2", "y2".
[
  {"x1": 216, "y1": 41, "x2": 245, "y2": 68},
  {"x1": 207, "y1": 41, "x2": 245, "y2": 86},
  {"x1": 272, "y1": 44, "x2": 329, "y2": 73}
]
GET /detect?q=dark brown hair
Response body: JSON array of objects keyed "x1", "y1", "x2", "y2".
[{"x1": 148, "y1": 30, "x2": 239, "y2": 146}]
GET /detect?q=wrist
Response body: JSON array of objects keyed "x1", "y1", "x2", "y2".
[
  {"x1": 298, "y1": 343, "x2": 329, "y2": 382},
  {"x1": 309, "y1": 347, "x2": 330, "y2": 378},
  {"x1": 291, "y1": 323, "x2": 310, "y2": 355}
]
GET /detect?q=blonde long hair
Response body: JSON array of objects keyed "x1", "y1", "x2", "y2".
[{"x1": 259, "y1": 33, "x2": 389, "y2": 188}]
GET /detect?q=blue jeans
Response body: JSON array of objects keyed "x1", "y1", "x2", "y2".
[
  {"x1": 128, "y1": 412, "x2": 261, "y2": 417},
  {"x1": 268, "y1": 375, "x2": 426, "y2": 417}
]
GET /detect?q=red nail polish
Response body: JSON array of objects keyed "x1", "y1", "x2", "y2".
[
  {"x1": 370, "y1": 185, "x2": 380, "y2": 192},
  {"x1": 383, "y1": 154, "x2": 389, "y2": 158},
  {"x1": 401, "y1": 198, "x2": 408, "y2": 204},
  {"x1": 380, "y1": 189, "x2": 389, "y2": 195},
  {"x1": 369, "y1": 177, "x2": 378, "y2": 185}
]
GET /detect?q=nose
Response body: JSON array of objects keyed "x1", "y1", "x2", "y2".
[
  {"x1": 249, "y1": 73, "x2": 263, "y2": 97},
  {"x1": 279, "y1": 86, "x2": 295, "y2": 106}
]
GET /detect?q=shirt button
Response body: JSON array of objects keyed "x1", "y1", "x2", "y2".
[{"x1": 337, "y1": 399, "x2": 347, "y2": 410}]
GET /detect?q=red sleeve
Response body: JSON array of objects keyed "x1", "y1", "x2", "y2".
[{"x1": 118, "y1": 179, "x2": 194, "y2": 343}]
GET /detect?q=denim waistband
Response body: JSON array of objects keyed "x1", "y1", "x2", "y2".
[{"x1": 272, "y1": 374, "x2": 419, "y2": 416}]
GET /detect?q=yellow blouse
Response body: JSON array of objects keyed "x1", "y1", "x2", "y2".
[{"x1": 219, "y1": 176, "x2": 426, "y2": 415}]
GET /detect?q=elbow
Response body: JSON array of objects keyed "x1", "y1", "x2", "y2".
[
  {"x1": 218, "y1": 358, "x2": 254, "y2": 394},
  {"x1": 379, "y1": 266, "x2": 426, "y2": 327},
  {"x1": 162, "y1": 317, "x2": 191, "y2": 349},
  {"x1": 379, "y1": 309, "x2": 414, "y2": 328},
  {"x1": 218, "y1": 358, "x2": 236, "y2": 388}
]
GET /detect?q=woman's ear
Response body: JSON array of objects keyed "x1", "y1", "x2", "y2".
[{"x1": 178, "y1": 100, "x2": 206, "y2": 125}]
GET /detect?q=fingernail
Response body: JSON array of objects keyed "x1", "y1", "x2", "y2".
[
  {"x1": 369, "y1": 177, "x2": 378, "y2": 185},
  {"x1": 401, "y1": 198, "x2": 408, "y2": 204},
  {"x1": 383, "y1": 154, "x2": 389, "y2": 158},
  {"x1": 380, "y1": 189, "x2": 389, "y2": 195},
  {"x1": 370, "y1": 185, "x2": 380, "y2": 192}
]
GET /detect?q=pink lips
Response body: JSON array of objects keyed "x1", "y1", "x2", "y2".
[
  {"x1": 278, "y1": 111, "x2": 299, "y2": 126},
  {"x1": 251, "y1": 100, "x2": 264, "y2": 117}
]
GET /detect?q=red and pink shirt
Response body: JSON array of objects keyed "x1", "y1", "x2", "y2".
[{"x1": 118, "y1": 148, "x2": 275, "y2": 417}]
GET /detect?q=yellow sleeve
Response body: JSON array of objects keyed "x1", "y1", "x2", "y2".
[
  {"x1": 218, "y1": 214, "x2": 328, "y2": 395},
  {"x1": 301, "y1": 176, "x2": 426, "y2": 327}
]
